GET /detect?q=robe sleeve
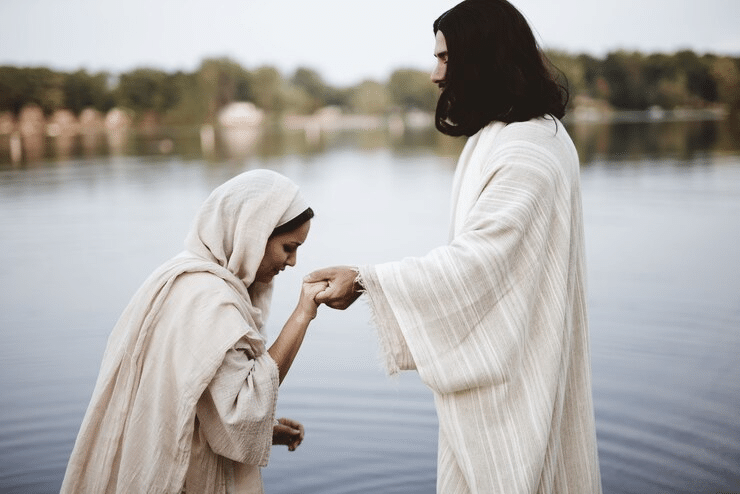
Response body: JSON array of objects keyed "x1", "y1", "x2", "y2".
[
  {"x1": 157, "y1": 271, "x2": 280, "y2": 468},
  {"x1": 359, "y1": 271, "x2": 417, "y2": 373},
  {"x1": 195, "y1": 337, "x2": 279, "y2": 466},
  {"x1": 360, "y1": 136, "x2": 574, "y2": 395}
]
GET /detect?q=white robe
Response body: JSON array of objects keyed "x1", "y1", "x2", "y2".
[
  {"x1": 360, "y1": 118, "x2": 602, "y2": 493},
  {"x1": 61, "y1": 170, "x2": 307, "y2": 494}
]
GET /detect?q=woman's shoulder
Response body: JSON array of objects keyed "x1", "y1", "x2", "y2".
[
  {"x1": 161, "y1": 270, "x2": 258, "y2": 338},
  {"x1": 169, "y1": 270, "x2": 242, "y2": 303}
]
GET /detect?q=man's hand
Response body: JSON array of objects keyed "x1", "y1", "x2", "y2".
[
  {"x1": 272, "y1": 417, "x2": 304, "y2": 451},
  {"x1": 304, "y1": 266, "x2": 362, "y2": 310}
]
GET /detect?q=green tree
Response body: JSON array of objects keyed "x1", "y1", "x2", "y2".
[
  {"x1": 196, "y1": 58, "x2": 255, "y2": 122},
  {"x1": 291, "y1": 68, "x2": 325, "y2": 100},
  {"x1": 602, "y1": 51, "x2": 650, "y2": 110},
  {"x1": 63, "y1": 70, "x2": 114, "y2": 114},
  {"x1": 159, "y1": 71, "x2": 205, "y2": 125},
  {"x1": 678, "y1": 51, "x2": 718, "y2": 103},
  {"x1": 387, "y1": 69, "x2": 437, "y2": 112},
  {"x1": 573, "y1": 54, "x2": 606, "y2": 100},
  {"x1": 546, "y1": 50, "x2": 587, "y2": 101},
  {"x1": 251, "y1": 66, "x2": 286, "y2": 113},
  {"x1": 711, "y1": 56, "x2": 740, "y2": 113},
  {"x1": 347, "y1": 80, "x2": 390, "y2": 114},
  {"x1": 642, "y1": 54, "x2": 678, "y2": 107},
  {"x1": 0, "y1": 66, "x2": 65, "y2": 115},
  {"x1": 0, "y1": 67, "x2": 29, "y2": 114},
  {"x1": 3, "y1": 49, "x2": 739, "y2": 125},
  {"x1": 114, "y1": 68, "x2": 184, "y2": 115}
]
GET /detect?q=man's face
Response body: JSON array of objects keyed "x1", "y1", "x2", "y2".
[{"x1": 431, "y1": 30, "x2": 448, "y2": 89}]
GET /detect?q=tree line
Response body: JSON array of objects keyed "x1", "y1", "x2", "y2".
[{"x1": 1, "y1": 50, "x2": 738, "y2": 127}]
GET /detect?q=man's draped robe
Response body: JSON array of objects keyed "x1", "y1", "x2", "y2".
[{"x1": 359, "y1": 118, "x2": 602, "y2": 493}]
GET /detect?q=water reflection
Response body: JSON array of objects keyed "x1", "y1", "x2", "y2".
[
  {"x1": 48, "y1": 110, "x2": 79, "y2": 160},
  {"x1": 2, "y1": 116, "x2": 739, "y2": 168},
  {"x1": 568, "y1": 119, "x2": 738, "y2": 164},
  {"x1": 78, "y1": 108, "x2": 105, "y2": 158},
  {"x1": 1, "y1": 120, "x2": 739, "y2": 494}
]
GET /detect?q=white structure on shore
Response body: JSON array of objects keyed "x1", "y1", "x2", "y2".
[{"x1": 215, "y1": 102, "x2": 264, "y2": 157}]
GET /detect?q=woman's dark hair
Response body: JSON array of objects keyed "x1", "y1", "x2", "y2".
[
  {"x1": 433, "y1": 0, "x2": 569, "y2": 137},
  {"x1": 270, "y1": 207, "x2": 314, "y2": 237}
]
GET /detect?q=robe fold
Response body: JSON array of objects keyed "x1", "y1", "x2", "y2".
[
  {"x1": 61, "y1": 170, "x2": 307, "y2": 494},
  {"x1": 360, "y1": 118, "x2": 602, "y2": 493}
]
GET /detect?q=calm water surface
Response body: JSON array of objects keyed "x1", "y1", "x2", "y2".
[{"x1": 1, "y1": 121, "x2": 739, "y2": 493}]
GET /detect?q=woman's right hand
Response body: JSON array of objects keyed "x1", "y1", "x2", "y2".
[{"x1": 298, "y1": 280, "x2": 328, "y2": 320}]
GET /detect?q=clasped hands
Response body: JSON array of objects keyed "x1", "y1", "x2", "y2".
[{"x1": 303, "y1": 266, "x2": 362, "y2": 310}]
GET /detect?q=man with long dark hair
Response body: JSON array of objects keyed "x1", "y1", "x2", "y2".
[{"x1": 308, "y1": 1, "x2": 602, "y2": 492}]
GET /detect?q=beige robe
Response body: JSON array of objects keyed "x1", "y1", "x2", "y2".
[
  {"x1": 360, "y1": 118, "x2": 602, "y2": 493},
  {"x1": 61, "y1": 170, "x2": 307, "y2": 493}
]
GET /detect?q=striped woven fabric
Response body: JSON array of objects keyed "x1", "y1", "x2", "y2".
[{"x1": 360, "y1": 118, "x2": 602, "y2": 493}]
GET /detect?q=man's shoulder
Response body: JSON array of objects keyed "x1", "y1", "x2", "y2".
[
  {"x1": 471, "y1": 117, "x2": 578, "y2": 180},
  {"x1": 473, "y1": 118, "x2": 560, "y2": 155},
  {"x1": 498, "y1": 117, "x2": 564, "y2": 141},
  {"x1": 488, "y1": 117, "x2": 575, "y2": 159}
]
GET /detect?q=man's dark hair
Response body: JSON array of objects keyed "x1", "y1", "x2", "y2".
[{"x1": 433, "y1": 0, "x2": 569, "y2": 137}]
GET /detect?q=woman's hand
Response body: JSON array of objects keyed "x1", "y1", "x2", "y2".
[
  {"x1": 272, "y1": 417, "x2": 305, "y2": 451},
  {"x1": 305, "y1": 266, "x2": 362, "y2": 310},
  {"x1": 268, "y1": 280, "x2": 328, "y2": 385},
  {"x1": 298, "y1": 280, "x2": 328, "y2": 320}
]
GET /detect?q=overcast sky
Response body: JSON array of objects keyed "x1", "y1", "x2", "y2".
[{"x1": 1, "y1": 0, "x2": 738, "y2": 86}]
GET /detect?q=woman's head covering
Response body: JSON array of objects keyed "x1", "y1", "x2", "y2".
[
  {"x1": 277, "y1": 188, "x2": 309, "y2": 229},
  {"x1": 185, "y1": 169, "x2": 308, "y2": 287},
  {"x1": 184, "y1": 169, "x2": 309, "y2": 325}
]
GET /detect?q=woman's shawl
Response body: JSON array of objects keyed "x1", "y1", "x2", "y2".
[
  {"x1": 61, "y1": 170, "x2": 304, "y2": 493},
  {"x1": 359, "y1": 119, "x2": 602, "y2": 493}
]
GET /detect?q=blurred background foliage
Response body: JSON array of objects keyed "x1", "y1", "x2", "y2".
[{"x1": 1, "y1": 50, "x2": 738, "y2": 126}]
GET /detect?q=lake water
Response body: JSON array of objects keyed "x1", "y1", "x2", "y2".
[{"x1": 1, "y1": 119, "x2": 739, "y2": 493}]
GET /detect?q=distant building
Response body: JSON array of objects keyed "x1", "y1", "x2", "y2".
[{"x1": 218, "y1": 102, "x2": 264, "y2": 128}]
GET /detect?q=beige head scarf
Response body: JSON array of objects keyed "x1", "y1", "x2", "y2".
[
  {"x1": 61, "y1": 169, "x2": 309, "y2": 493},
  {"x1": 184, "y1": 169, "x2": 308, "y2": 325}
]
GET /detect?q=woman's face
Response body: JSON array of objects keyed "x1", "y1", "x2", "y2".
[{"x1": 254, "y1": 220, "x2": 311, "y2": 283}]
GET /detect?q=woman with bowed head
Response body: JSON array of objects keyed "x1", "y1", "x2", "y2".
[{"x1": 62, "y1": 169, "x2": 326, "y2": 493}]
